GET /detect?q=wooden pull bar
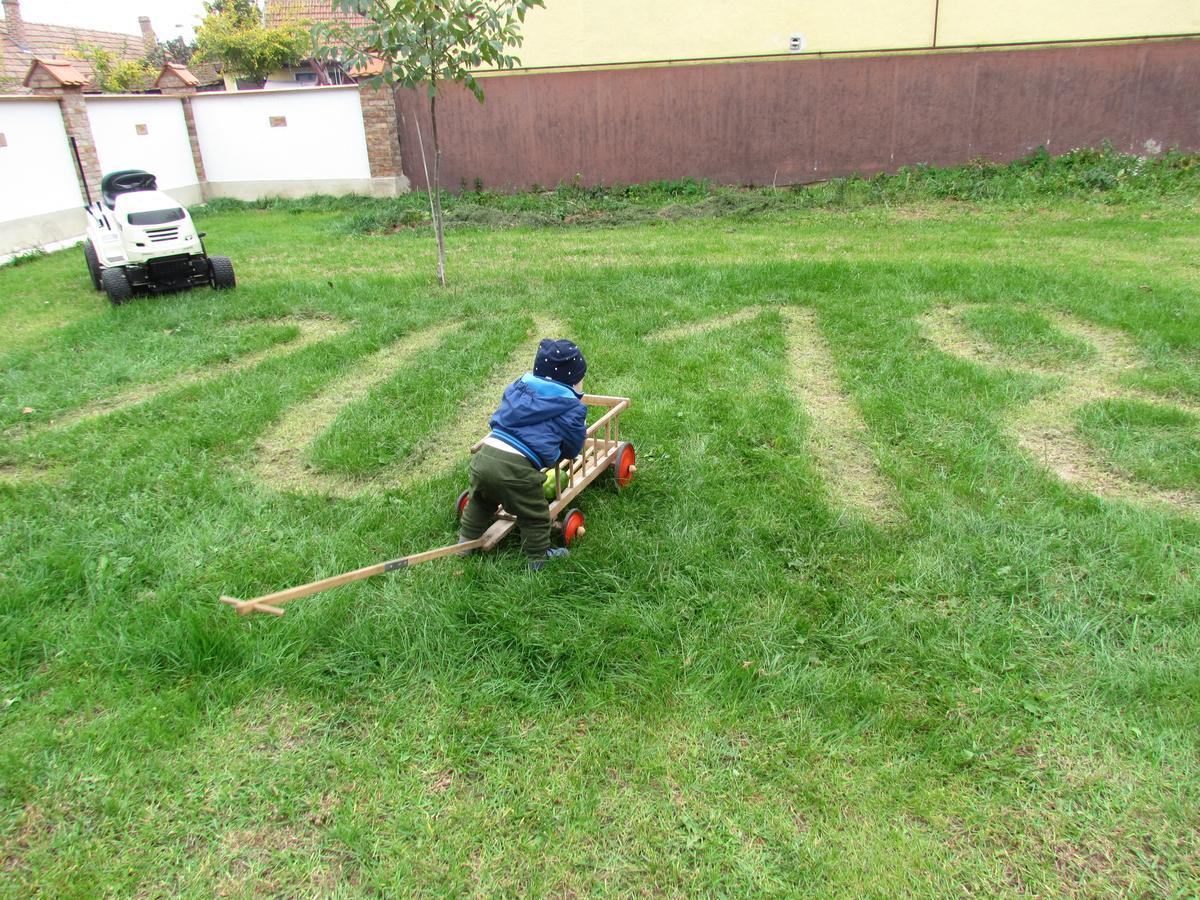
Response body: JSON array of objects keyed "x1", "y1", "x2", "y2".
[{"x1": 221, "y1": 535, "x2": 492, "y2": 616}]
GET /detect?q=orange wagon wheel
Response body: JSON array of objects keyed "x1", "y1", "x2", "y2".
[
  {"x1": 562, "y1": 508, "x2": 586, "y2": 546},
  {"x1": 613, "y1": 441, "x2": 637, "y2": 489}
]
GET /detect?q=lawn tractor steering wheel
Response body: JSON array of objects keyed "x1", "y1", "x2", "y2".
[{"x1": 111, "y1": 171, "x2": 156, "y2": 193}]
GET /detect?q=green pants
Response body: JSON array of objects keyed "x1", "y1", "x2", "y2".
[{"x1": 459, "y1": 444, "x2": 551, "y2": 560}]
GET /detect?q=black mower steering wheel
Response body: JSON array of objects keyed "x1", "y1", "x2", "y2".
[{"x1": 110, "y1": 171, "x2": 157, "y2": 192}]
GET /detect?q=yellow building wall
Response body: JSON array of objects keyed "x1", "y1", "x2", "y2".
[
  {"x1": 937, "y1": 0, "x2": 1200, "y2": 46},
  {"x1": 514, "y1": 0, "x2": 938, "y2": 69},
  {"x1": 510, "y1": 0, "x2": 1200, "y2": 70}
]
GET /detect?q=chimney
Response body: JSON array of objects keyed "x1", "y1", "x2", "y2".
[
  {"x1": 138, "y1": 15, "x2": 156, "y2": 54},
  {"x1": 3, "y1": 0, "x2": 27, "y2": 48}
]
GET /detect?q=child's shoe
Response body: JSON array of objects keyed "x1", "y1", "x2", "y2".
[
  {"x1": 528, "y1": 547, "x2": 569, "y2": 571},
  {"x1": 456, "y1": 538, "x2": 475, "y2": 557}
]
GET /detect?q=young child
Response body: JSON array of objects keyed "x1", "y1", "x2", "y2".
[{"x1": 459, "y1": 339, "x2": 588, "y2": 570}]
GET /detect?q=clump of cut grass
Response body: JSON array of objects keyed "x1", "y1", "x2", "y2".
[{"x1": 314, "y1": 146, "x2": 1200, "y2": 236}]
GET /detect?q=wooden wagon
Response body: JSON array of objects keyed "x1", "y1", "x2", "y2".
[{"x1": 221, "y1": 394, "x2": 635, "y2": 617}]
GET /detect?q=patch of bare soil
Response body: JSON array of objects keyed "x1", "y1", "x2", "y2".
[
  {"x1": 922, "y1": 305, "x2": 1200, "y2": 515},
  {"x1": 251, "y1": 322, "x2": 458, "y2": 497}
]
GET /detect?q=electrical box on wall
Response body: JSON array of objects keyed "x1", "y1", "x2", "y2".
[{"x1": 789, "y1": 33, "x2": 805, "y2": 53}]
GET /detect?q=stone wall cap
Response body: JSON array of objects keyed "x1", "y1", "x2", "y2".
[
  {"x1": 23, "y1": 58, "x2": 89, "y2": 87},
  {"x1": 154, "y1": 62, "x2": 200, "y2": 88}
]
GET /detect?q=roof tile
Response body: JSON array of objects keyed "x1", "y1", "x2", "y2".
[{"x1": 1, "y1": 15, "x2": 144, "y2": 91}]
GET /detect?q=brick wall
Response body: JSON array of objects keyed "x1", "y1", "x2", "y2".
[{"x1": 358, "y1": 83, "x2": 403, "y2": 178}]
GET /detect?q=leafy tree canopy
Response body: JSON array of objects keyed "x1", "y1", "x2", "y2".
[
  {"x1": 145, "y1": 36, "x2": 198, "y2": 68},
  {"x1": 203, "y1": 0, "x2": 263, "y2": 28},
  {"x1": 313, "y1": 0, "x2": 545, "y2": 99},
  {"x1": 195, "y1": 4, "x2": 310, "y2": 82},
  {"x1": 67, "y1": 43, "x2": 156, "y2": 92}
]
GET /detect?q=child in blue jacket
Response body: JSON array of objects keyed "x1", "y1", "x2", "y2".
[{"x1": 459, "y1": 339, "x2": 588, "y2": 569}]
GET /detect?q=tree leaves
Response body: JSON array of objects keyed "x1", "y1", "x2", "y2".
[{"x1": 317, "y1": 0, "x2": 544, "y2": 100}]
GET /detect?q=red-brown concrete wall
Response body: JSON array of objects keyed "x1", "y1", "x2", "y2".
[{"x1": 395, "y1": 39, "x2": 1200, "y2": 191}]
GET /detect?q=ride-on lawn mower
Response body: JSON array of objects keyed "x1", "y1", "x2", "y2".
[{"x1": 82, "y1": 169, "x2": 235, "y2": 304}]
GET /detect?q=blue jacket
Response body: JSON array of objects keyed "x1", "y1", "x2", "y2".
[{"x1": 489, "y1": 373, "x2": 587, "y2": 468}]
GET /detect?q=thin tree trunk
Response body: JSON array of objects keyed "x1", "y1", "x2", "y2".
[{"x1": 429, "y1": 92, "x2": 446, "y2": 287}]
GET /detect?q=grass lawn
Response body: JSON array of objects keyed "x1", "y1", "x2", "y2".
[{"x1": 2, "y1": 159, "x2": 1200, "y2": 894}]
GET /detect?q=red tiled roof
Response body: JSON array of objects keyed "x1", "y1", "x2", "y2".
[
  {"x1": 264, "y1": 0, "x2": 368, "y2": 28},
  {"x1": 1, "y1": 15, "x2": 144, "y2": 91},
  {"x1": 349, "y1": 57, "x2": 385, "y2": 77},
  {"x1": 23, "y1": 57, "x2": 88, "y2": 87},
  {"x1": 155, "y1": 61, "x2": 199, "y2": 88}
]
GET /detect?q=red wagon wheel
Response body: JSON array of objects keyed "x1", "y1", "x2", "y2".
[
  {"x1": 613, "y1": 441, "x2": 637, "y2": 489},
  {"x1": 562, "y1": 508, "x2": 586, "y2": 546}
]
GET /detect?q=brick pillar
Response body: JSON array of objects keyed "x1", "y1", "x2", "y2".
[
  {"x1": 357, "y1": 81, "x2": 409, "y2": 196},
  {"x1": 161, "y1": 88, "x2": 207, "y2": 183},
  {"x1": 156, "y1": 65, "x2": 207, "y2": 196},
  {"x1": 58, "y1": 87, "x2": 102, "y2": 202}
]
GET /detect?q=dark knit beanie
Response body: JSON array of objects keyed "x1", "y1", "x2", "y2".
[{"x1": 533, "y1": 338, "x2": 587, "y2": 386}]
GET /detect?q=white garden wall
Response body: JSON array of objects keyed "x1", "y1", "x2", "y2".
[
  {"x1": 0, "y1": 98, "x2": 85, "y2": 254},
  {"x1": 85, "y1": 96, "x2": 201, "y2": 205},
  {"x1": 1, "y1": 82, "x2": 403, "y2": 260},
  {"x1": 191, "y1": 85, "x2": 374, "y2": 199}
]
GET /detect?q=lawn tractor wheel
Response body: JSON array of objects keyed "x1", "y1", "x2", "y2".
[
  {"x1": 101, "y1": 267, "x2": 132, "y2": 305},
  {"x1": 613, "y1": 441, "x2": 637, "y2": 489},
  {"x1": 83, "y1": 240, "x2": 102, "y2": 290},
  {"x1": 562, "y1": 508, "x2": 586, "y2": 547},
  {"x1": 210, "y1": 256, "x2": 236, "y2": 290},
  {"x1": 455, "y1": 489, "x2": 470, "y2": 520}
]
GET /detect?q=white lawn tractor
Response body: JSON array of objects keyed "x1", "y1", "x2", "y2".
[{"x1": 82, "y1": 169, "x2": 235, "y2": 304}]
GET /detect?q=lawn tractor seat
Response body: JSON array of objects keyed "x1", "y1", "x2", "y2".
[{"x1": 101, "y1": 169, "x2": 157, "y2": 209}]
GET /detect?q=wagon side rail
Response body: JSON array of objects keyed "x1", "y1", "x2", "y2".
[{"x1": 547, "y1": 395, "x2": 629, "y2": 513}]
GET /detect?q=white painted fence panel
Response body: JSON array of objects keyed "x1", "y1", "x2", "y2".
[
  {"x1": 0, "y1": 100, "x2": 82, "y2": 221},
  {"x1": 0, "y1": 99, "x2": 85, "y2": 257},
  {"x1": 192, "y1": 86, "x2": 371, "y2": 188},
  {"x1": 85, "y1": 96, "x2": 200, "y2": 201}
]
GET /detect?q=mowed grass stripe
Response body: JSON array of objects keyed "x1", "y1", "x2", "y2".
[
  {"x1": 252, "y1": 321, "x2": 459, "y2": 497},
  {"x1": 781, "y1": 307, "x2": 903, "y2": 525},
  {"x1": 923, "y1": 304, "x2": 1200, "y2": 514},
  {"x1": 7, "y1": 316, "x2": 346, "y2": 436},
  {"x1": 648, "y1": 305, "x2": 902, "y2": 523}
]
